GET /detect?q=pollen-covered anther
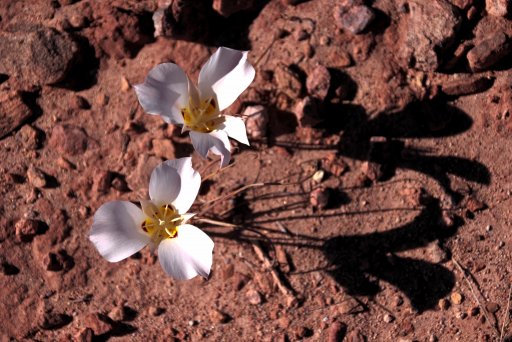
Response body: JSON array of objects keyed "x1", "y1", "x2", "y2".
[
  {"x1": 182, "y1": 97, "x2": 224, "y2": 133},
  {"x1": 141, "y1": 204, "x2": 183, "y2": 242}
]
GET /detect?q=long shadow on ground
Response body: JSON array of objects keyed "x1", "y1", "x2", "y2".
[{"x1": 323, "y1": 195, "x2": 462, "y2": 313}]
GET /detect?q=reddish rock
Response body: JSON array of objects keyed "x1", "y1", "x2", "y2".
[
  {"x1": 486, "y1": 302, "x2": 500, "y2": 313},
  {"x1": 26, "y1": 165, "x2": 48, "y2": 188},
  {"x1": 274, "y1": 66, "x2": 302, "y2": 98},
  {"x1": 246, "y1": 289, "x2": 263, "y2": 305},
  {"x1": 464, "y1": 195, "x2": 487, "y2": 212},
  {"x1": 441, "y1": 75, "x2": 494, "y2": 96},
  {"x1": 0, "y1": 90, "x2": 34, "y2": 140},
  {"x1": 486, "y1": 0, "x2": 510, "y2": 16},
  {"x1": 323, "y1": 153, "x2": 348, "y2": 177},
  {"x1": 49, "y1": 124, "x2": 88, "y2": 156},
  {"x1": 213, "y1": 0, "x2": 257, "y2": 17},
  {"x1": 361, "y1": 161, "x2": 384, "y2": 182},
  {"x1": 75, "y1": 328, "x2": 93, "y2": 342},
  {"x1": 244, "y1": 105, "x2": 269, "y2": 140},
  {"x1": 15, "y1": 218, "x2": 43, "y2": 242},
  {"x1": 306, "y1": 65, "x2": 331, "y2": 101},
  {"x1": 467, "y1": 32, "x2": 512, "y2": 72},
  {"x1": 148, "y1": 306, "x2": 164, "y2": 317},
  {"x1": 327, "y1": 321, "x2": 347, "y2": 342},
  {"x1": 294, "y1": 96, "x2": 320, "y2": 127},
  {"x1": 84, "y1": 313, "x2": 112, "y2": 336},
  {"x1": 400, "y1": 0, "x2": 461, "y2": 71},
  {"x1": 310, "y1": 187, "x2": 330, "y2": 209},
  {"x1": 93, "y1": 170, "x2": 113, "y2": 194},
  {"x1": 209, "y1": 309, "x2": 230, "y2": 323},
  {"x1": 0, "y1": 28, "x2": 78, "y2": 86},
  {"x1": 18, "y1": 124, "x2": 42, "y2": 150}
]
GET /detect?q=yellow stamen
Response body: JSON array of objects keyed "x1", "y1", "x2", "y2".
[
  {"x1": 141, "y1": 204, "x2": 183, "y2": 243},
  {"x1": 181, "y1": 97, "x2": 224, "y2": 133}
]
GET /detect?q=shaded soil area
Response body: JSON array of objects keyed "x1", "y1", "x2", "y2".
[{"x1": 1, "y1": 0, "x2": 512, "y2": 341}]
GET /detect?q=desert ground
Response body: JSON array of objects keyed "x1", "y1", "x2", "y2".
[{"x1": 1, "y1": 0, "x2": 512, "y2": 341}]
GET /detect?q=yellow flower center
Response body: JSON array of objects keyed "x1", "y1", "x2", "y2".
[
  {"x1": 141, "y1": 203, "x2": 182, "y2": 242},
  {"x1": 181, "y1": 97, "x2": 225, "y2": 133}
]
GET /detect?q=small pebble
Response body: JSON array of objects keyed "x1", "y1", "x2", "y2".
[
  {"x1": 246, "y1": 289, "x2": 263, "y2": 305},
  {"x1": 438, "y1": 298, "x2": 450, "y2": 310},
  {"x1": 15, "y1": 218, "x2": 42, "y2": 242},
  {"x1": 486, "y1": 302, "x2": 500, "y2": 313},
  {"x1": 120, "y1": 76, "x2": 130, "y2": 91},
  {"x1": 310, "y1": 187, "x2": 331, "y2": 210},
  {"x1": 108, "y1": 306, "x2": 126, "y2": 321},
  {"x1": 327, "y1": 321, "x2": 346, "y2": 342},
  {"x1": 27, "y1": 165, "x2": 48, "y2": 188},
  {"x1": 148, "y1": 306, "x2": 164, "y2": 317},
  {"x1": 383, "y1": 314, "x2": 394, "y2": 323},
  {"x1": 455, "y1": 311, "x2": 467, "y2": 319},
  {"x1": 451, "y1": 292, "x2": 463, "y2": 305},
  {"x1": 209, "y1": 309, "x2": 230, "y2": 324},
  {"x1": 319, "y1": 36, "x2": 331, "y2": 46},
  {"x1": 312, "y1": 170, "x2": 325, "y2": 183}
]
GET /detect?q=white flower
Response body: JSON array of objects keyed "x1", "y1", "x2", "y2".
[
  {"x1": 134, "y1": 47, "x2": 255, "y2": 167},
  {"x1": 89, "y1": 158, "x2": 214, "y2": 280}
]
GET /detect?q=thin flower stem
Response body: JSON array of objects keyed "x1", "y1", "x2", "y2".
[
  {"x1": 499, "y1": 283, "x2": 512, "y2": 342},
  {"x1": 201, "y1": 161, "x2": 236, "y2": 182},
  {"x1": 195, "y1": 217, "x2": 238, "y2": 228}
]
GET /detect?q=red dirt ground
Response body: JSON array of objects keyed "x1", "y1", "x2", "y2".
[{"x1": 1, "y1": 0, "x2": 511, "y2": 341}]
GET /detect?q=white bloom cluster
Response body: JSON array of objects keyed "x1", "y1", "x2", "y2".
[{"x1": 89, "y1": 47, "x2": 255, "y2": 280}]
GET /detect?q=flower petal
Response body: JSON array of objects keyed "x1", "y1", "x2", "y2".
[
  {"x1": 162, "y1": 157, "x2": 201, "y2": 214},
  {"x1": 89, "y1": 201, "x2": 149, "y2": 262},
  {"x1": 134, "y1": 63, "x2": 188, "y2": 125},
  {"x1": 157, "y1": 224, "x2": 214, "y2": 280},
  {"x1": 221, "y1": 115, "x2": 249, "y2": 145},
  {"x1": 190, "y1": 130, "x2": 231, "y2": 167},
  {"x1": 149, "y1": 161, "x2": 182, "y2": 205},
  {"x1": 198, "y1": 47, "x2": 255, "y2": 111}
]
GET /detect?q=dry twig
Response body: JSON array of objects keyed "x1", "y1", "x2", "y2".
[
  {"x1": 252, "y1": 241, "x2": 297, "y2": 306},
  {"x1": 499, "y1": 283, "x2": 512, "y2": 342}
]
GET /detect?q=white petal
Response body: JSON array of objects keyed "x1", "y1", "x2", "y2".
[
  {"x1": 198, "y1": 47, "x2": 255, "y2": 111},
  {"x1": 190, "y1": 130, "x2": 231, "y2": 168},
  {"x1": 149, "y1": 161, "x2": 182, "y2": 205},
  {"x1": 134, "y1": 63, "x2": 188, "y2": 125},
  {"x1": 89, "y1": 201, "x2": 149, "y2": 262},
  {"x1": 162, "y1": 158, "x2": 201, "y2": 214},
  {"x1": 221, "y1": 115, "x2": 249, "y2": 145},
  {"x1": 157, "y1": 224, "x2": 214, "y2": 280}
]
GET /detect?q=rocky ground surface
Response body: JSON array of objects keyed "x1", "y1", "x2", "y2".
[{"x1": 1, "y1": 0, "x2": 512, "y2": 341}]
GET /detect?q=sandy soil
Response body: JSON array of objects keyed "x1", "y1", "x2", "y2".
[{"x1": 1, "y1": 0, "x2": 511, "y2": 341}]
